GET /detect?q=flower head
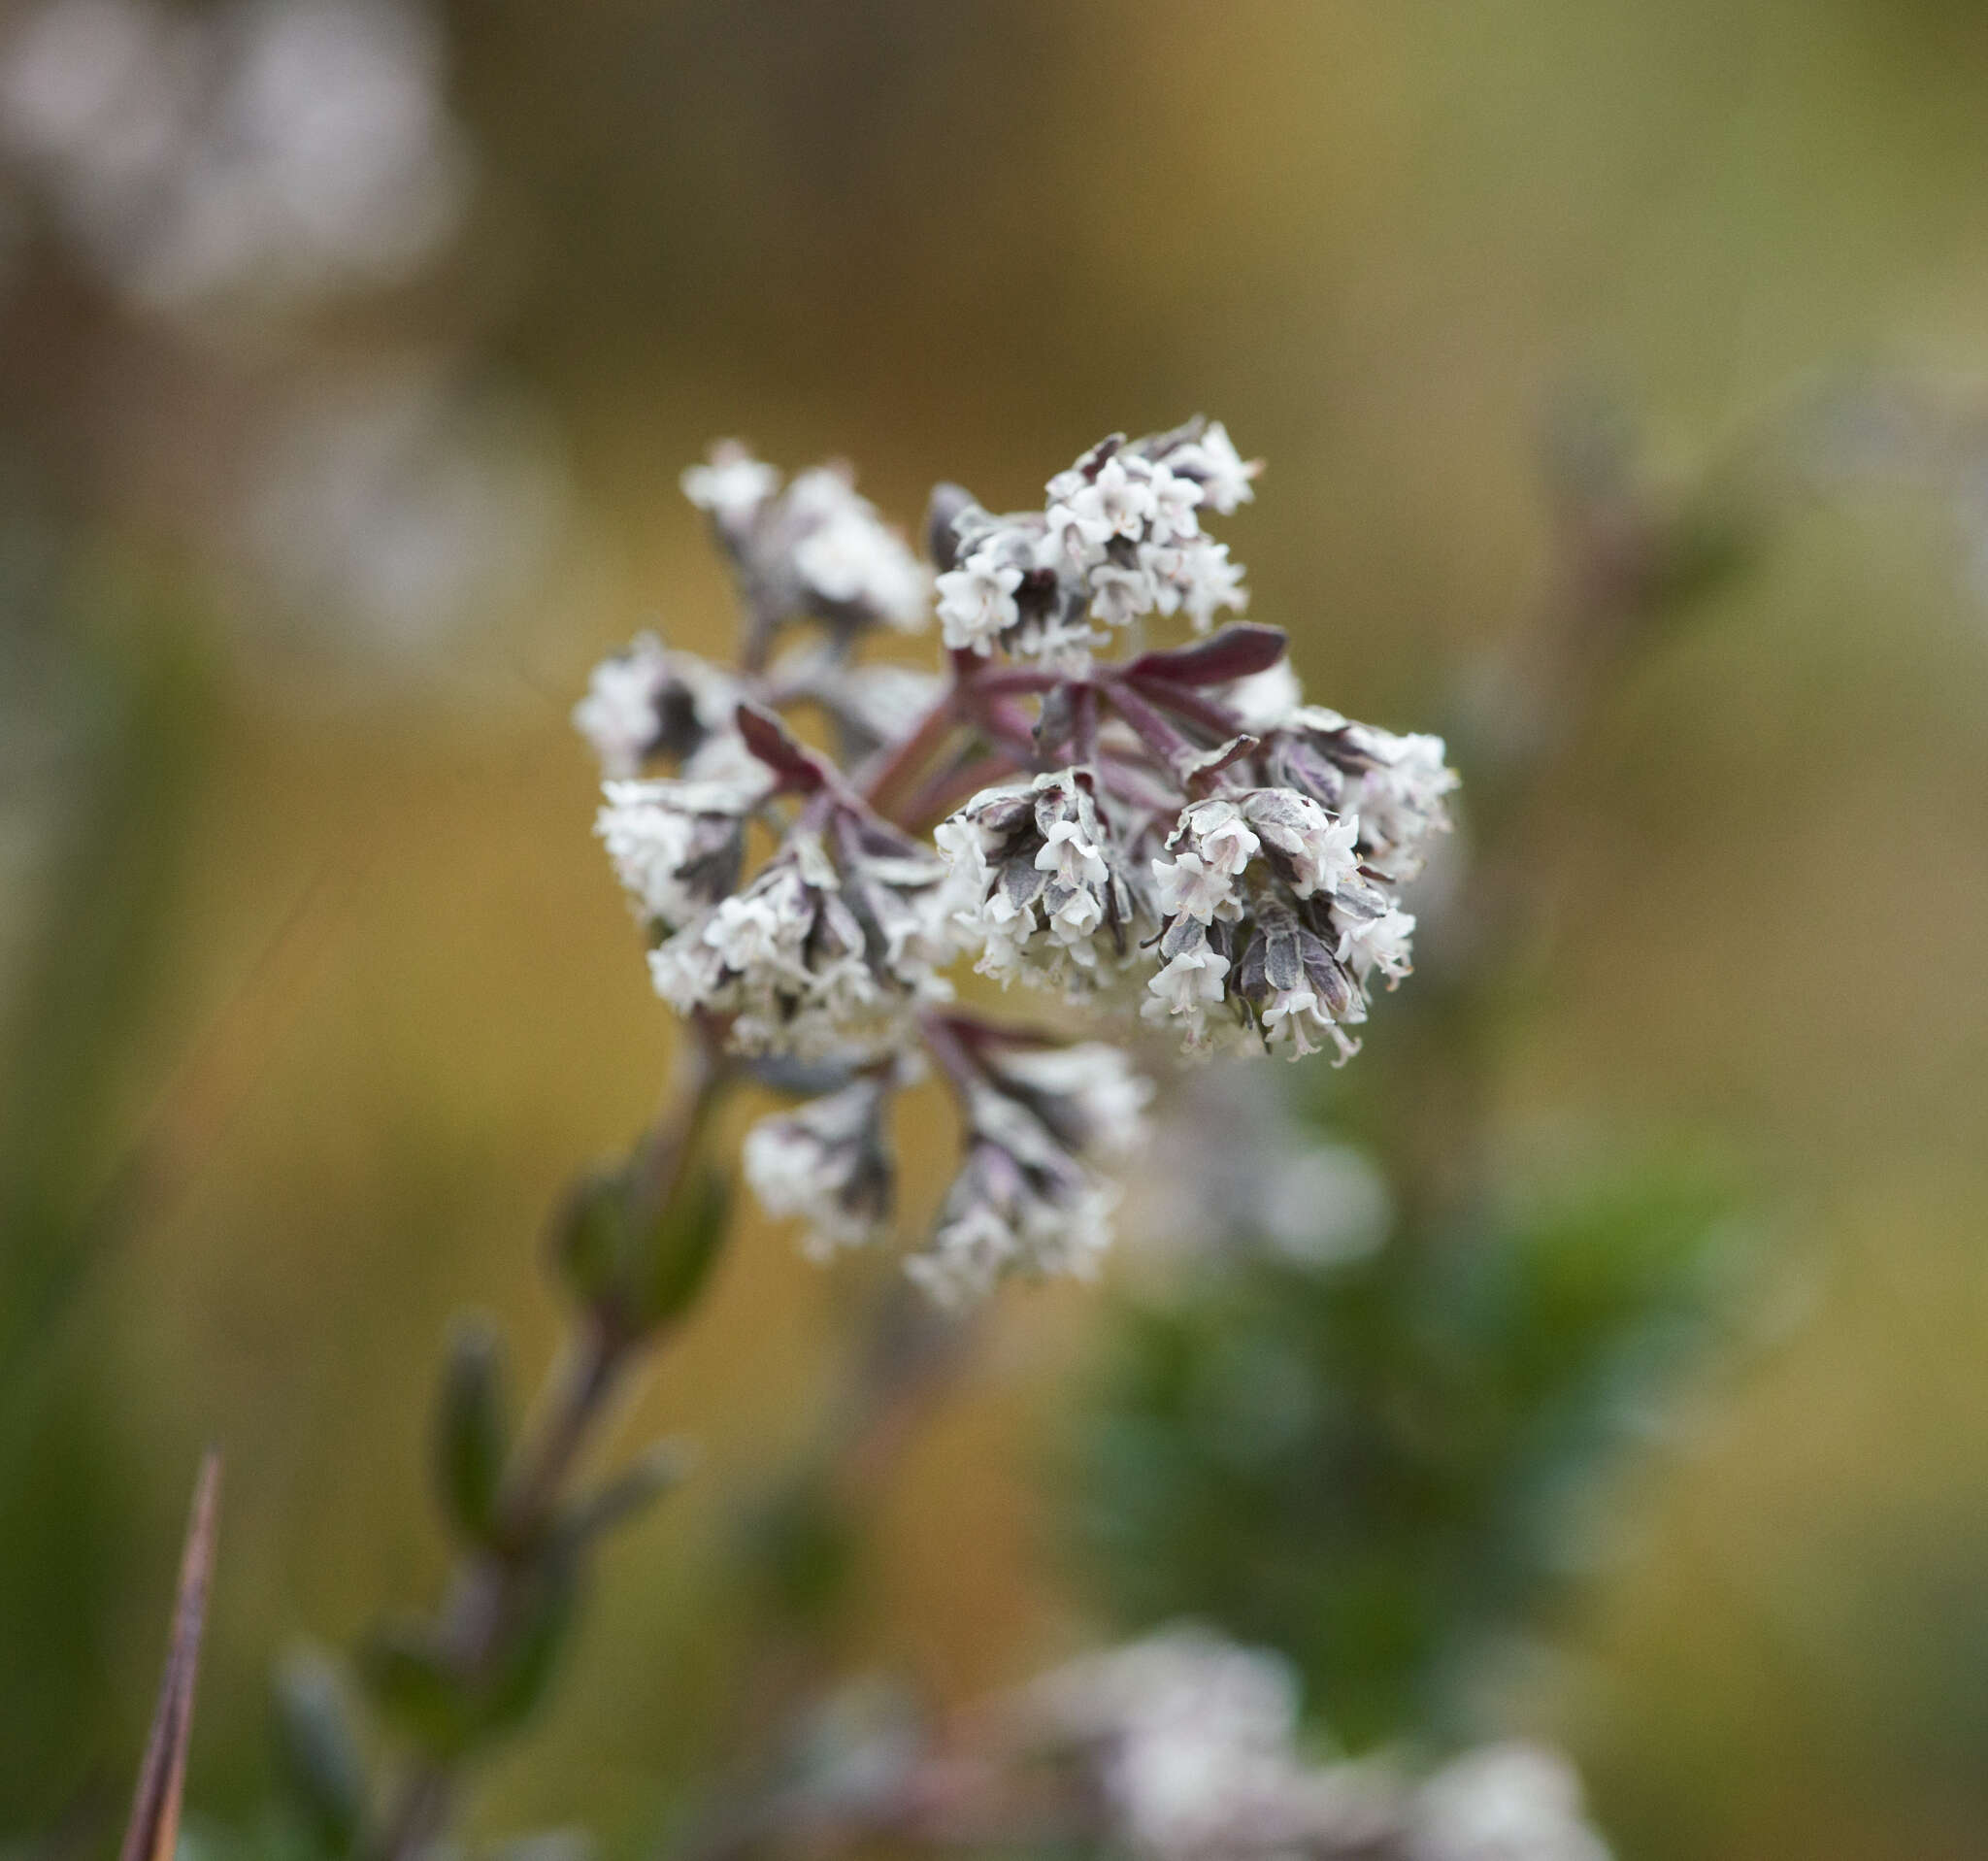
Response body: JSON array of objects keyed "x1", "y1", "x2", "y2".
[
  {"x1": 744, "y1": 1071, "x2": 897, "y2": 1259},
  {"x1": 907, "y1": 1086, "x2": 1115, "y2": 1308},
  {"x1": 681, "y1": 442, "x2": 780, "y2": 526},
  {"x1": 685, "y1": 444, "x2": 928, "y2": 637},
  {"x1": 573, "y1": 631, "x2": 741, "y2": 777},
  {"x1": 1142, "y1": 787, "x2": 1378, "y2": 1062},
  {"x1": 1169, "y1": 419, "x2": 1262, "y2": 515},
  {"x1": 930, "y1": 420, "x2": 1257, "y2": 662},
  {"x1": 976, "y1": 1039, "x2": 1152, "y2": 1160},
  {"x1": 584, "y1": 419, "x2": 1457, "y2": 1302},
  {"x1": 649, "y1": 818, "x2": 953, "y2": 1061},
  {"x1": 595, "y1": 776, "x2": 754, "y2": 928},
  {"x1": 936, "y1": 770, "x2": 1152, "y2": 995},
  {"x1": 1409, "y1": 1744, "x2": 1611, "y2": 1861},
  {"x1": 900, "y1": 1029, "x2": 1152, "y2": 1307},
  {"x1": 1019, "y1": 1629, "x2": 1385, "y2": 1861},
  {"x1": 1262, "y1": 707, "x2": 1458, "y2": 882},
  {"x1": 1010, "y1": 1629, "x2": 1608, "y2": 1861}
]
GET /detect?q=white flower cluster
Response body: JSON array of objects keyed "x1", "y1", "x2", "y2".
[
  {"x1": 646, "y1": 819, "x2": 954, "y2": 1061},
  {"x1": 933, "y1": 684, "x2": 1455, "y2": 1064},
  {"x1": 744, "y1": 1032, "x2": 1150, "y2": 1302},
  {"x1": 1145, "y1": 788, "x2": 1378, "y2": 1063},
  {"x1": 683, "y1": 442, "x2": 928, "y2": 634},
  {"x1": 1258, "y1": 707, "x2": 1459, "y2": 885},
  {"x1": 579, "y1": 420, "x2": 1455, "y2": 1300},
  {"x1": 934, "y1": 420, "x2": 1259, "y2": 661},
  {"x1": 908, "y1": 1040, "x2": 1151, "y2": 1308},
  {"x1": 934, "y1": 770, "x2": 1152, "y2": 995},
  {"x1": 595, "y1": 777, "x2": 753, "y2": 928},
  {"x1": 1019, "y1": 1627, "x2": 1609, "y2": 1861},
  {"x1": 1411, "y1": 1744, "x2": 1612, "y2": 1861},
  {"x1": 743, "y1": 1069, "x2": 897, "y2": 1260},
  {"x1": 574, "y1": 631, "x2": 743, "y2": 778}
]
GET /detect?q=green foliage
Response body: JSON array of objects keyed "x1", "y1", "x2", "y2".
[
  {"x1": 1065, "y1": 1160, "x2": 1748, "y2": 1752},
  {"x1": 563, "y1": 1438, "x2": 695, "y2": 1545},
  {"x1": 0, "y1": 573, "x2": 213, "y2": 1823},
  {"x1": 271, "y1": 1650, "x2": 370, "y2": 1853},
  {"x1": 733, "y1": 1479, "x2": 859, "y2": 1628},
  {"x1": 634, "y1": 1166, "x2": 731, "y2": 1333},
  {"x1": 361, "y1": 1549, "x2": 579, "y2": 1763},
  {"x1": 552, "y1": 1159, "x2": 732, "y2": 1336}
]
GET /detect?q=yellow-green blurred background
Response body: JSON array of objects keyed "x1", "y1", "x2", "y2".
[{"x1": 9, "y1": 3, "x2": 1988, "y2": 1856}]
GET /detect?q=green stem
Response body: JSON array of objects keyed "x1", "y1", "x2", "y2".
[{"x1": 367, "y1": 1028, "x2": 733, "y2": 1861}]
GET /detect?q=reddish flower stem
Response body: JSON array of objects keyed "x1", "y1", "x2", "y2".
[
  {"x1": 1100, "y1": 677, "x2": 1196, "y2": 771},
  {"x1": 858, "y1": 688, "x2": 962, "y2": 819},
  {"x1": 897, "y1": 752, "x2": 1020, "y2": 832},
  {"x1": 1118, "y1": 675, "x2": 1245, "y2": 745}
]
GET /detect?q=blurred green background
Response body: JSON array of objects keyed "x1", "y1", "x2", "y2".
[{"x1": 7, "y1": 3, "x2": 1988, "y2": 1857}]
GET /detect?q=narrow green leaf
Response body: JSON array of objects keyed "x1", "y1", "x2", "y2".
[
  {"x1": 633, "y1": 1166, "x2": 730, "y2": 1331},
  {"x1": 272, "y1": 1646, "x2": 369, "y2": 1850},
  {"x1": 434, "y1": 1316, "x2": 509, "y2": 1546}
]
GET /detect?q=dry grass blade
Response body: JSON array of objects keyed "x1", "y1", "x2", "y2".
[{"x1": 118, "y1": 1450, "x2": 223, "y2": 1861}]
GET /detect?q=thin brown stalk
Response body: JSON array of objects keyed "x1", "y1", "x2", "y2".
[{"x1": 119, "y1": 1450, "x2": 222, "y2": 1861}]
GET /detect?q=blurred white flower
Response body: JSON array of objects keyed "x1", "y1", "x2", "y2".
[
  {"x1": 238, "y1": 365, "x2": 569, "y2": 658},
  {"x1": 0, "y1": 0, "x2": 471, "y2": 315},
  {"x1": 684, "y1": 446, "x2": 929, "y2": 634},
  {"x1": 681, "y1": 443, "x2": 782, "y2": 525},
  {"x1": 1410, "y1": 1744, "x2": 1611, "y2": 1861},
  {"x1": 1128, "y1": 1065, "x2": 1392, "y2": 1269},
  {"x1": 1173, "y1": 420, "x2": 1262, "y2": 515},
  {"x1": 1016, "y1": 1629, "x2": 1609, "y2": 1861},
  {"x1": 745, "y1": 1073, "x2": 897, "y2": 1259},
  {"x1": 574, "y1": 632, "x2": 744, "y2": 778}
]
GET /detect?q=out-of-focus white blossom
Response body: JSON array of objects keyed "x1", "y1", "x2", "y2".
[
  {"x1": 794, "y1": 500, "x2": 928, "y2": 629},
  {"x1": 1172, "y1": 420, "x2": 1262, "y2": 515},
  {"x1": 977, "y1": 1040, "x2": 1152, "y2": 1160},
  {"x1": 685, "y1": 445, "x2": 928, "y2": 634},
  {"x1": 1010, "y1": 1628, "x2": 1609, "y2": 1861},
  {"x1": 769, "y1": 648, "x2": 946, "y2": 759},
  {"x1": 0, "y1": 0, "x2": 470, "y2": 315},
  {"x1": 574, "y1": 631, "x2": 743, "y2": 777},
  {"x1": 1409, "y1": 1745, "x2": 1611, "y2": 1861},
  {"x1": 744, "y1": 1072, "x2": 897, "y2": 1259},
  {"x1": 908, "y1": 1087, "x2": 1111, "y2": 1308},
  {"x1": 830, "y1": 660, "x2": 945, "y2": 746},
  {"x1": 1221, "y1": 658, "x2": 1304, "y2": 733},
  {"x1": 681, "y1": 444, "x2": 781, "y2": 526},
  {"x1": 595, "y1": 777, "x2": 753, "y2": 928},
  {"x1": 902, "y1": 1034, "x2": 1151, "y2": 1306},
  {"x1": 1025, "y1": 1628, "x2": 1313, "y2": 1859},
  {"x1": 1016, "y1": 1628, "x2": 1398, "y2": 1861}
]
